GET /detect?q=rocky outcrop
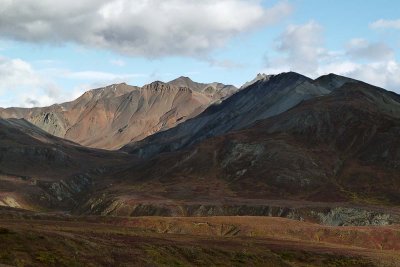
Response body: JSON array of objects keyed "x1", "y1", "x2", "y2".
[
  {"x1": 37, "y1": 174, "x2": 92, "y2": 205},
  {"x1": 313, "y1": 207, "x2": 393, "y2": 226},
  {"x1": 77, "y1": 196, "x2": 398, "y2": 226},
  {"x1": 240, "y1": 73, "x2": 272, "y2": 89}
]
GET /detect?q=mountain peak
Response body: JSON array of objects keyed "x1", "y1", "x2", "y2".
[
  {"x1": 316, "y1": 73, "x2": 356, "y2": 81},
  {"x1": 167, "y1": 76, "x2": 204, "y2": 90},
  {"x1": 314, "y1": 73, "x2": 360, "y2": 91},
  {"x1": 79, "y1": 83, "x2": 137, "y2": 101},
  {"x1": 240, "y1": 73, "x2": 274, "y2": 89},
  {"x1": 143, "y1": 81, "x2": 172, "y2": 91},
  {"x1": 276, "y1": 71, "x2": 311, "y2": 80},
  {"x1": 176, "y1": 76, "x2": 193, "y2": 82}
]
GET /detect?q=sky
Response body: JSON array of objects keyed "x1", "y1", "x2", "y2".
[{"x1": 0, "y1": 0, "x2": 400, "y2": 108}]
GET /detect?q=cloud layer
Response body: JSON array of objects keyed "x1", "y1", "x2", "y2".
[
  {"x1": 264, "y1": 21, "x2": 400, "y2": 92},
  {"x1": 274, "y1": 21, "x2": 325, "y2": 74},
  {"x1": 346, "y1": 38, "x2": 394, "y2": 61},
  {"x1": 0, "y1": 56, "x2": 60, "y2": 107},
  {"x1": 0, "y1": 0, "x2": 291, "y2": 57},
  {"x1": 370, "y1": 19, "x2": 400, "y2": 30},
  {"x1": 0, "y1": 56, "x2": 144, "y2": 108}
]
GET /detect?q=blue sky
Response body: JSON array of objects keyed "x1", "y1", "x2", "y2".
[{"x1": 0, "y1": 0, "x2": 399, "y2": 107}]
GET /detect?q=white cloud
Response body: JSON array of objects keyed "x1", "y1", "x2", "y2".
[
  {"x1": 0, "y1": 56, "x2": 57, "y2": 107},
  {"x1": 370, "y1": 19, "x2": 400, "y2": 30},
  {"x1": 64, "y1": 70, "x2": 143, "y2": 81},
  {"x1": 265, "y1": 21, "x2": 329, "y2": 75},
  {"x1": 316, "y1": 61, "x2": 358, "y2": 75},
  {"x1": 0, "y1": 57, "x2": 42, "y2": 89},
  {"x1": 206, "y1": 58, "x2": 244, "y2": 69},
  {"x1": 0, "y1": 56, "x2": 146, "y2": 108},
  {"x1": 344, "y1": 61, "x2": 400, "y2": 92},
  {"x1": 110, "y1": 59, "x2": 126, "y2": 67},
  {"x1": 263, "y1": 21, "x2": 400, "y2": 93},
  {"x1": 0, "y1": 0, "x2": 292, "y2": 58},
  {"x1": 346, "y1": 38, "x2": 394, "y2": 61}
]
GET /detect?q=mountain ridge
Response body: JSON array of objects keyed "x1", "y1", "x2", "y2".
[
  {"x1": 0, "y1": 78, "x2": 238, "y2": 149},
  {"x1": 1, "y1": 72, "x2": 400, "y2": 222},
  {"x1": 82, "y1": 78, "x2": 400, "y2": 219},
  {"x1": 122, "y1": 72, "x2": 359, "y2": 157}
]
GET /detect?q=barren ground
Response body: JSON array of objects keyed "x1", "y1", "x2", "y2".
[{"x1": 0, "y1": 208, "x2": 399, "y2": 266}]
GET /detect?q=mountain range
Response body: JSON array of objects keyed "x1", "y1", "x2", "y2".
[
  {"x1": 0, "y1": 77, "x2": 237, "y2": 149},
  {"x1": 2, "y1": 71, "x2": 400, "y2": 265},
  {"x1": 0, "y1": 72, "x2": 400, "y2": 224}
]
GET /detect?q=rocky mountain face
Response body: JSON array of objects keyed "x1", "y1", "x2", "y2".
[
  {"x1": 240, "y1": 73, "x2": 271, "y2": 89},
  {"x1": 122, "y1": 72, "x2": 357, "y2": 157},
  {"x1": 1, "y1": 72, "x2": 400, "y2": 227},
  {"x1": 70, "y1": 73, "x2": 400, "y2": 224},
  {"x1": 0, "y1": 78, "x2": 237, "y2": 149},
  {"x1": 168, "y1": 76, "x2": 237, "y2": 101}
]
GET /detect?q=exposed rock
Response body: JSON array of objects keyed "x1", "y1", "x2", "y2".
[
  {"x1": 314, "y1": 207, "x2": 392, "y2": 226},
  {"x1": 0, "y1": 80, "x2": 237, "y2": 149},
  {"x1": 122, "y1": 72, "x2": 335, "y2": 158},
  {"x1": 77, "y1": 197, "x2": 399, "y2": 226},
  {"x1": 0, "y1": 197, "x2": 21, "y2": 208},
  {"x1": 240, "y1": 73, "x2": 271, "y2": 89}
]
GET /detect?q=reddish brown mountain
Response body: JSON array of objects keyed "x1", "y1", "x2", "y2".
[{"x1": 0, "y1": 78, "x2": 237, "y2": 149}]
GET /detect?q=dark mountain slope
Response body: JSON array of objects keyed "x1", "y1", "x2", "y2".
[
  {"x1": 0, "y1": 119, "x2": 133, "y2": 210},
  {"x1": 122, "y1": 72, "x2": 356, "y2": 157},
  {"x1": 82, "y1": 80, "x2": 400, "y2": 219}
]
